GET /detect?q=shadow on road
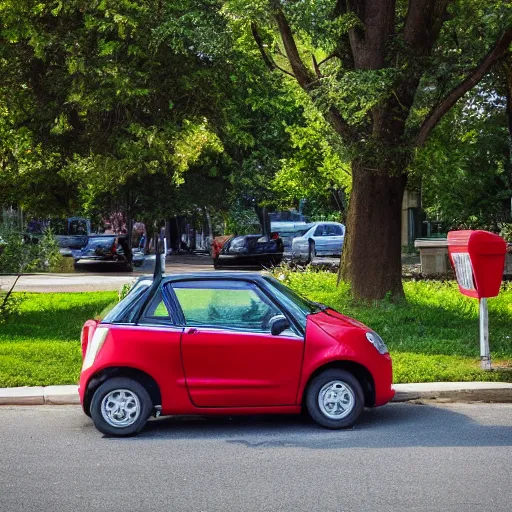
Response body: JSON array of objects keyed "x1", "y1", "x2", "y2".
[{"x1": 102, "y1": 402, "x2": 512, "y2": 449}]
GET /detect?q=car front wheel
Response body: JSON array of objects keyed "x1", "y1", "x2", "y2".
[
  {"x1": 90, "y1": 377, "x2": 153, "y2": 436},
  {"x1": 306, "y1": 369, "x2": 364, "y2": 429}
]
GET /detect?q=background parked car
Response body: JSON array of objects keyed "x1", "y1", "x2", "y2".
[
  {"x1": 73, "y1": 234, "x2": 135, "y2": 271},
  {"x1": 25, "y1": 217, "x2": 91, "y2": 257},
  {"x1": 291, "y1": 222, "x2": 345, "y2": 263},
  {"x1": 270, "y1": 221, "x2": 312, "y2": 258},
  {"x1": 212, "y1": 233, "x2": 284, "y2": 269}
]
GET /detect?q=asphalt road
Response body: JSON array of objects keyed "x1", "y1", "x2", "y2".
[
  {"x1": 1, "y1": 402, "x2": 511, "y2": 512},
  {"x1": 0, "y1": 254, "x2": 215, "y2": 292},
  {"x1": 0, "y1": 253, "x2": 343, "y2": 292}
]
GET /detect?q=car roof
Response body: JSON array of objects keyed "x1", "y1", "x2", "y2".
[
  {"x1": 164, "y1": 271, "x2": 267, "y2": 283},
  {"x1": 309, "y1": 221, "x2": 344, "y2": 225},
  {"x1": 135, "y1": 272, "x2": 270, "y2": 286},
  {"x1": 88, "y1": 234, "x2": 128, "y2": 238}
]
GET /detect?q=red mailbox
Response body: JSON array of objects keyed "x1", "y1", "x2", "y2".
[
  {"x1": 447, "y1": 230, "x2": 507, "y2": 370},
  {"x1": 447, "y1": 230, "x2": 507, "y2": 299}
]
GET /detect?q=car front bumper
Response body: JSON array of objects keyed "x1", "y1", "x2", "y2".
[{"x1": 373, "y1": 353, "x2": 395, "y2": 406}]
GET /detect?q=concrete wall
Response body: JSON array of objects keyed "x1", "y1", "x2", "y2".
[{"x1": 415, "y1": 239, "x2": 512, "y2": 277}]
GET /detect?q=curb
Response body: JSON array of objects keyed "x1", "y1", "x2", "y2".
[
  {"x1": 392, "y1": 382, "x2": 512, "y2": 403},
  {"x1": 0, "y1": 385, "x2": 79, "y2": 406},
  {"x1": 1, "y1": 383, "x2": 512, "y2": 406}
]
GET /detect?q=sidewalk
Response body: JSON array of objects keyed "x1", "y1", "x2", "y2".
[{"x1": 1, "y1": 382, "x2": 512, "y2": 406}]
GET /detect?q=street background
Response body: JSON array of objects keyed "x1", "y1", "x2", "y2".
[{"x1": 1, "y1": 402, "x2": 512, "y2": 512}]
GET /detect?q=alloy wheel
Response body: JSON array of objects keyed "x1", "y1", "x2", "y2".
[
  {"x1": 101, "y1": 389, "x2": 141, "y2": 428},
  {"x1": 317, "y1": 380, "x2": 355, "y2": 420}
]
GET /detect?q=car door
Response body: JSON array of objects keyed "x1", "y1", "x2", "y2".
[
  {"x1": 171, "y1": 279, "x2": 304, "y2": 408},
  {"x1": 129, "y1": 288, "x2": 185, "y2": 411},
  {"x1": 324, "y1": 224, "x2": 344, "y2": 255},
  {"x1": 312, "y1": 224, "x2": 327, "y2": 254}
]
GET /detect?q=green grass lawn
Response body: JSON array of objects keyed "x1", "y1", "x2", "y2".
[
  {"x1": 0, "y1": 292, "x2": 116, "y2": 387},
  {"x1": 1, "y1": 274, "x2": 511, "y2": 387}
]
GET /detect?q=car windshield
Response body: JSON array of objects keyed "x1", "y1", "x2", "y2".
[
  {"x1": 102, "y1": 279, "x2": 152, "y2": 323},
  {"x1": 296, "y1": 226, "x2": 313, "y2": 237},
  {"x1": 263, "y1": 276, "x2": 323, "y2": 330},
  {"x1": 68, "y1": 219, "x2": 88, "y2": 235}
]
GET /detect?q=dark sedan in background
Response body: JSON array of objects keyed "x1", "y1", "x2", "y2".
[
  {"x1": 73, "y1": 234, "x2": 137, "y2": 271},
  {"x1": 212, "y1": 234, "x2": 284, "y2": 269}
]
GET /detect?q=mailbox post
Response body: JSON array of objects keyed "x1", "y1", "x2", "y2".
[{"x1": 447, "y1": 230, "x2": 507, "y2": 370}]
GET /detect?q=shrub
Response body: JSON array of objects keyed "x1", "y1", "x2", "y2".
[
  {"x1": 118, "y1": 280, "x2": 137, "y2": 301},
  {"x1": 0, "y1": 277, "x2": 25, "y2": 323},
  {"x1": 499, "y1": 223, "x2": 512, "y2": 242},
  {"x1": 0, "y1": 226, "x2": 61, "y2": 273}
]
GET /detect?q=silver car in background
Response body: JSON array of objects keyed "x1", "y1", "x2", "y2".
[
  {"x1": 291, "y1": 222, "x2": 345, "y2": 263},
  {"x1": 270, "y1": 221, "x2": 311, "y2": 257}
]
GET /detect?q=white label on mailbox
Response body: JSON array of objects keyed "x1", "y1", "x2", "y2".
[{"x1": 452, "y1": 252, "x2": 476, "y2": 291}]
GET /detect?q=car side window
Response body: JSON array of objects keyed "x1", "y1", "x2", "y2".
[
  {"x1": 314, "y1": 225, "x2": 325, "y2": 237},
  {"x1": 172, "y1": 280, "x2": 283, "y2": 332},
  {"x1": 139, "y1": 290, "x2": 174, "y2": 324},
  {"x1": 326, "y1": 224, "x2": 343, "y2": 236}
]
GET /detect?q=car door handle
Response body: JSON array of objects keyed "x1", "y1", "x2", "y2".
[{"x1": 186, "y1": 327, "x2": 198, "y2": 335}]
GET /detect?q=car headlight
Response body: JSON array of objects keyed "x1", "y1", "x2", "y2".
[
  {"x1": 366, "y1": 331, "x2": 388, "y2": 355},
  {"x1": 82, "y1": 327, "x2": 109, "y2": 370}
]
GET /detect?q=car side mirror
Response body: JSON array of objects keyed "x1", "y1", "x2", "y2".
[{"x1": 270, "y1": 315, "x2": 290, "y2": 336}]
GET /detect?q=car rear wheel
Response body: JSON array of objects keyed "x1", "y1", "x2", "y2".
[
  {"x1": 90, "y1": 377, "x2": 153, "y2": 436},
  {"x1": 306, "y1": 369, "x2": 364, "y2": 429}
]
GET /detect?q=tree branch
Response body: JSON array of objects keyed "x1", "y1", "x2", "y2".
[
  {"x1": 416, "y1": 28, "x2": 512, "y2": 147},
  {"x1": 312, "y1": 55, "x2": 322, "y2": 78},
  {"x1": 318, "y1": 53, "x2": 339, "y2": 67},
  {"x1": 273, "y1": 63, "x2": 296, "y2": 78},
  {"x1": 250, "y1": 22, "x2": 295, "y2": 78},
  {"x1": 268, "y1": 2, "x2": 355, "y2": 140},
  {"x1": 273, "y1": 10, "x2": 315, "y2": 87},
  {"x1": 1, "y1": 274, "x2": 21, "y2": 315},
  {"x1": 327, "y1": 106, "x2": 355, "y2": 141}
]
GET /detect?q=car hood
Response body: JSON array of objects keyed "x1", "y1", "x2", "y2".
[{"x1": 309, "y1": 309, "x2": 369, "y2": 339}]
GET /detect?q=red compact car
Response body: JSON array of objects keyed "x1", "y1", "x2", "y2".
[{"x1": 79, "y1": 272, "x2": 394, "y2": 436}]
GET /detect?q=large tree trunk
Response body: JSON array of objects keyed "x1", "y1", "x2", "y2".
[{"x1": 341, "y1": 162, "x2": 407, "y2": 300}]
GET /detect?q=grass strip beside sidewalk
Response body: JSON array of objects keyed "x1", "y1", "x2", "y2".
[
  {"x1": 0, "y1": 276, "x2": 511, "y2": 387},
  {"x1": 0, "y1": 292, "x2": 115, "y2": 387}
]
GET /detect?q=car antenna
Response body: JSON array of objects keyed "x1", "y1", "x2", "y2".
[{"x1": 153, "y1": 231, "x2": 163, "y2": 282}]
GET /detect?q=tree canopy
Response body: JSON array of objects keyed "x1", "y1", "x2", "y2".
[
  {"x1": 222, "y1": 0, "x2": 512, "y2": 298},
  {"x1": 1, "y1": 0, "x2": 511, "y2": 299}
]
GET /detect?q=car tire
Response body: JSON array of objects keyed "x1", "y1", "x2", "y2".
[
  {"x1": 90, "y1": 377, "x2": 153, "y2": 436},
  {"x1": 307, "y1": 240, "x2": 315, "y2": 263},
  {"x1": 306, "y1": 369, "x2": 364, "y2": 429}
]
